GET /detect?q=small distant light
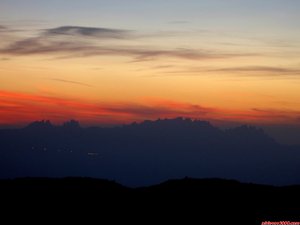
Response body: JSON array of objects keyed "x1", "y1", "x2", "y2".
[{"x1": 88, "y1": 153, "x2": 99, "y2": 157}]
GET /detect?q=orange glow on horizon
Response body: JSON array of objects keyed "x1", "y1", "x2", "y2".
[
  {"x1": 0, "y1": 90, "x2": 299, "y2": 127},
  {"x1": 1, "y1": 21, "x2": 300, "y2": 128}
]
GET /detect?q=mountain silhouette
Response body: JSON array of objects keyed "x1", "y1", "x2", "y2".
[{"x1": 0, "y1": 117, "x2": 299, "y2": 186}]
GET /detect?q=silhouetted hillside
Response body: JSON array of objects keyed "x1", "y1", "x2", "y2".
[
  {"x1": 0, "y1": 177, "x2": 128, "y2": 193},
  {"x1": 0, "y1": 118, "x2": 300, "y2": 186},
  {"x1": 138, "y1": 178, "x2": 300, "y2": 223},
  {"x1": 0, "y1": 177, "x2": 299, "y2": 224}
]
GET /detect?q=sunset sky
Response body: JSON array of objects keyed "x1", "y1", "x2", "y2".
[{"x1": 0, "y1": 0, "x2": 300, "y2": 132}]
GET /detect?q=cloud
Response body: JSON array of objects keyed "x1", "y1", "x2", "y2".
[
  {"x1": 48, "y1": 78, "x2": 93, "y2": 88},
  {"x1": 0, "y1": 24, "x2": 23, "y2": 33},
  {"x1": 0, "y1": 90, "x2": 216, "y2": 125},
  {"x1": 211, "y1": 66, "x2": 300, "y2": 76},
  {"x1": 252, "y1": 108, "x2": 300, "y2": 119},
  {"x1": 0, "y1": 25, "x2": 10, "y2": 34},
  {"x1": 156, "y1": 65, "x2": 300, "y2": 78},
  {"x1": 44, "y1": 26, "x2": 133, "y2": 39},
  {"x1": 0, "y1": 90, "x2": 299, "y2": 126},
  {"x1": 131, "y1": 49, "x2": 250, "y2": 62},
  {"x1": 0, "y1": 37, "x2": 252, "y2": 61},
  {"x1": 102, "y1": 99, "x2": 213, "y2": 118},
  {"x1": 0, "y1": 36, "x2": 96, "y2": 55},
  {"x1": 0, "y1": 25, "x2": 254, "y2": 61}
]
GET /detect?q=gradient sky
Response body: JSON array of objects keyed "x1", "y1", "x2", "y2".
[{"x1": 1, "y1": 0, "x2": 300, "y2": 136}]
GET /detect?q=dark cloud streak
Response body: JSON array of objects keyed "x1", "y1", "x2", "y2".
[
  {"x1": 0, "y1": 36, "x2": 251, "y2": 61},
  {"x1": 44, "y1": 26, "x2": 133, "y2": 39},
  {"x1": 0, "y1": 25, "x2": 255, "y2": 61},
  {"x1": 155, "y1": 66, "x2": 300, "y2": 78},
  {"x1": 211, "y1": 66, "x2": 300, "y2": 75},
  {"x1": 49, "y1": 78, "x2": 93, "y2": 87},
  {"x1": 102, "y1": 103, "x2": 211, "y2": 117}
]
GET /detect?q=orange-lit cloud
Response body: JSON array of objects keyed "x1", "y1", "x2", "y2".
[
  {"x1": 0, "y1": 90, "x2": 299, "y2": 127},
  {"x1": 156, "y1": 66, "x2": 300, "y2": 78},
  {"x1": 48, "y1": 78, "x2": 93, "y2": 87}
]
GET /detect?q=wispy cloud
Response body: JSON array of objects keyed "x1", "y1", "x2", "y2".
[
  {"x1": 48, "y1": 78, "x2": 93, "y2": 88},
  {"x1": 0, "y1": 37, "x2": 253, "y2": 61},
  {"x1": 0, "y1": 25, "x2": 255, "y2": 61},
  {"x1": 0, "y1": 25, "x2": 12, "y2": 35},
  {"x1": 251, "y1": 108, "x2": 300, "y2": 123},
  {"x1": 0, "y1": 90, "x2": 299, "y2": 126},
  {"x1": 211, "y1": 66, "x2": 300, "y2": 76},
  {"x1": 154, "y1": 65, "x2": 300, "y2": 78},
  {"x1": 0, "y1": 90, "x2": 215, "y2": 125},
  {"x1": 44, "y1": 26, "x2": 133, "y2": 39},
  {"x1": 0, "y1": 24, "x2": 25, "y2": 33}
]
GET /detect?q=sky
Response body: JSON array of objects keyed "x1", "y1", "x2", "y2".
[{"x1": 0, "y1": 0, "x2": 300, "y2": 143}]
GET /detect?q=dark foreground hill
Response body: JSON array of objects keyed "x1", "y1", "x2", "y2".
[{"x1": 0, "y1": 177, "x2": 299, "y2": 224}]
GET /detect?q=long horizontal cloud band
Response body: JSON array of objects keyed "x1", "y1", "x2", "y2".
[
  {"x1": 1, "y1": 25, "x2": 299, "y2": 78},
  {"x1": 160, "y1": 66, "x2": 300, "y2": 77},
  {"x1": 0, "y1": 25, "x2": 255, "y2": 61},
  {"x1": 45, "y1": 26, "x2": 133, "y2": 39},
  {"x1": 0, "y1": 90, "x2": 299, "y2": 126}
]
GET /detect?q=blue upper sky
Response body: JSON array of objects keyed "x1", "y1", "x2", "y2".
[{"x1": 1, "y1": 0, "x2": 300, "y2": 35}]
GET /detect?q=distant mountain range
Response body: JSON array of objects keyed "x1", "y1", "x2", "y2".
[{"x1": 0, "y1": 118, "x2": 299, "y2": 186}]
